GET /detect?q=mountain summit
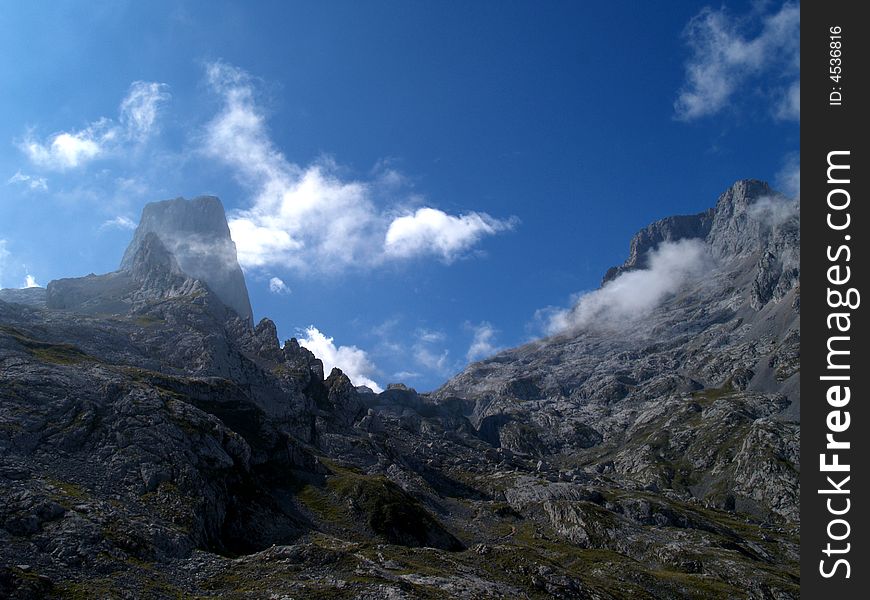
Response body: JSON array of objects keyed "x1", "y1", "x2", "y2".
[
  {"x1": 31, "y1": 196, "x2": 253, "y2": 324},
  {"x1": 120, "y1": 196, "x2": 253, "y2": 323}
]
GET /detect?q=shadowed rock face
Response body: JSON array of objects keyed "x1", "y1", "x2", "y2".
[{"x1": 120, "y1": 196, "x2": 253, "y2": 323}]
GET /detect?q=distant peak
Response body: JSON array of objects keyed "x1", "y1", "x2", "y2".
[
  {"x1": 708, "y1": 179, "x2": 793, "y2": 259},
  {"x1": 715, "y1": 179, "x2": 775, "y2": 211},
  {"x1": 601, "y1": 179, "x2": 790, "y2": 284}
]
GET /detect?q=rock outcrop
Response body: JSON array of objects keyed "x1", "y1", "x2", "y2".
[
  {"x1": 42, "y1": 196, "x2": 253, "y2": 328},
  {"x1": 120, "y1": 196, "x2": 253, "y2": 323}
]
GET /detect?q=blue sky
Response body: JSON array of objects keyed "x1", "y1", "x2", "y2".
[{"x1": 0, "y1": 1, "x2": 799, "y2": 391}]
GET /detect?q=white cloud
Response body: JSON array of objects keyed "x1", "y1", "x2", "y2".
[
  {"x1": 775, "y1": 155, "x2": 800, "y2": 199},
  {"x1": 466, "y1": 321, "x2": 501, "y2": 362},
  {"x1": 410, "y1": 327, "x2": 454, "y2": 376},
  {"x1": 540, "y1": 239, "x2": 711, "y2": 335},
  {"x1": 120, "y1": 81, "x2": 171, "y2": 141},
  {"x1": 775, "y1": 80, "x2": 800, "y2": 121},
  {"x1": 0, "y1": 250, "x2": 39, "y2": 292},
  {"x1": 7, "y1": 171, "x2": 47, "y2": 191},
  {"x1": 268, "y1": 276, "x2": 290, "y2": 294},
  {"x1": 0, "y1": 240, "x2": 9, "y2": 288},
  {"x1": 748, "y1": 195, "x2": 798, "y2": 228},
  {"x1": 675, "y1": 3, "x2": 799, "y2": 121},
  {"x1": 19, "y1": 81, "x2": 169, "y2": 171},
  {"x1": 203, "y1": 61, "x2": 514, "y2": 273},
  {"x1": 297, "y1": 325, "x2": 382, "y2": 392},
  {"x1": 100, "y1": 216, "x2": 137, "y2": 231},
  {"x1": 414, "y1": 345, "x2": 451, "y2": 374},
  {"x1": 385, "y1": 208, "x2": 517, "y2": 262},
  {"x1": 23, "y1": 127, "x2": 105, "y2": 170},
  {"x1": 415, "y1": 328, "x2": 446, "y2": 344},
  {"x1": 738, "y1": 156, "x2": 801, "y2": 234}
]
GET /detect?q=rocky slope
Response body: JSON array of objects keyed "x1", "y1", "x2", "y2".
[{"x1": 0, "y1": 183, "x2": 799, "y2": 599}]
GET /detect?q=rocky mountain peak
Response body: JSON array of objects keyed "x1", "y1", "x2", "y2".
[
  {"x1": 712, "y1": 178, "x2": 773, "y2": 215},
  {"x1": 602, "y1": 209, "x2": 715, "y2": 284},
  {"x1": 120, "y1": 196, "x2": 253, "y2": 323},
  {"x1": 603, "y1": 179, "x2": 794, "y2": 284},
  {"x1": 707, "y1": 178, "x2": 793, "y2": 259}
]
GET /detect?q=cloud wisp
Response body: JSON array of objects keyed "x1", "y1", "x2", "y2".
[
  {"x1": 413, "y1": 344, "x2": 452, "y2": 375},
  {"x1": 385, "y1": 208, "x2": 517, "y2": 263},
  {"x1": 466, "y1": 321, "x2": 501, "y2": 362},
  {"x1": 0, "y1": 245, "x2": 37, "y2": 290},
  {"x1": 268, "y1": 276, "x2": 290, "y2": 295},
  {"x1": 297, "y1": 326, "x2": 382, "y2": 392},
  {"x1": 100, "y1": 216, "x2": 138, "y2": 231},
  {"x1": 746, "y1": 155, "x2": 800, "y2": 229},
  {"x1": 747, "y1": 195, "x2": 799, "y2": 228},
  {"x1": 120, "y1": 82, "x2": 172, "y2": 142},
  {"x1": 539, "y1": 239, "x2": 711, "y2": 335},
  {"x1": 20, "y1": 81, "x2": 170, "y2": 171},
  {"x1": 7, "y1": 171, "x2": 48, "y2": 191},
  {"x1": 408, "y1": 327, "x2": 457, "y2": 378},
  {"x1": 0, "y1": 240, "x2": 10, "y2": 288},
  {"x1": 203, "y1": 61, "x2": 515, "y2": 274},
  {"x1": 675, "y1": 2, "x2": 799, "y2": 121},
  {"x1": 775, "y1": 155, "x2": 800, "y2": 200}
]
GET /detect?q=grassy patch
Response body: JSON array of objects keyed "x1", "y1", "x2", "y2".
[
  {"x1": 691, "y1": 383, "x2": 734, "y2": 404},
  {"x1": 55, "y1": 576, "x2": 190, "y2": 600},
  {"x1": 297, "y1": 462, "x2": 462, "y2": 550},
  {"x1": 0, "y1": 326, "x2": 92, "y2": 365},
  {"x1": 133, "y1": 314, "x2": 165, "y2": 327},
  {"x1": 362, "y1": 544, "x2": 456, "y2": 577},
  {"x1": 650, "y1": 569, "x2": 744, "y2": 599},
  {"x1": 297, "y1": 482, "x2": 351, "y2": 529},
  {"x1": 46, "y1": 479, "x2": 91, "y2": 503}
]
